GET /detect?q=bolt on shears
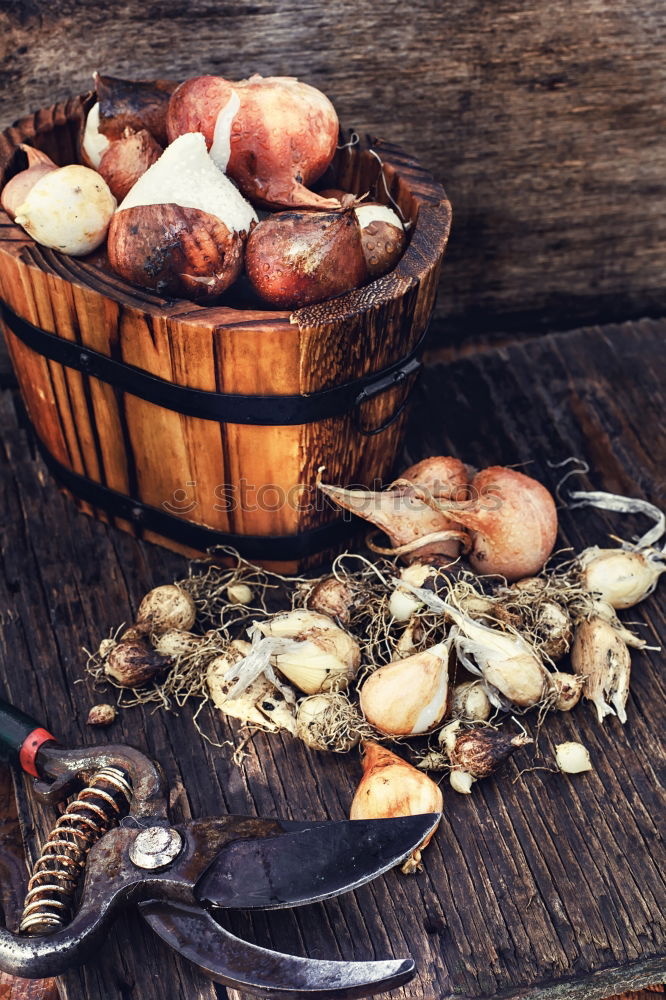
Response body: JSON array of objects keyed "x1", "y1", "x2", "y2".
[{"x1": 0, "y1": 696, "x2": 439, "y2": 998}]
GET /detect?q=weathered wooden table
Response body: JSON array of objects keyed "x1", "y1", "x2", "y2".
[{"x1": 0, "y1": 319, "x2": 664, "y2": 1000}]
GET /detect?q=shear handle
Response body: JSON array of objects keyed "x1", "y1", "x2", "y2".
[{"x1": 0, "y1": 696, "x2": 56, "y2": 777}]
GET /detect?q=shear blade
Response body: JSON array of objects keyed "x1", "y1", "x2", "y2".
[
  {"x1": 140, "y1": 899, "x2": 415, "y2": 999},
  {"x1": 195, "y1": 813, "x2": 439, "y2": 910}
]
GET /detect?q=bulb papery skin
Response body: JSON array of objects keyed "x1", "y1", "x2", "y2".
[
  {"x1": 359, "y1": 642, "x2": 450, "y2": 736},
  {"x1": 571, "y1": 617, "x2": 632, "y2": 723},
  {"x1": 350, "y1": 742, "x2": 443, "y2": 871},
  {"x1": 579, "y1": 547, "x2": 664, "y2": 609},
  {"x1": 104, "y1": 639, "x2": 169, "y2": 687},
  {"x1": 167, "y1": 74, "x2": 339, "y2": 209},
  {"x1": 257, "y1": 609, "x2": 360, "y2": 694},
  {"x1": 152, "y1": 628, "x2": 203, "y2": 659},
  {"x1": 555, "y1": 741, "x2": 592, "y2": 774},
  {"x1": 318, "y1": 481, "x2": 467, "y2": 565},
  {"x1": 82, "y1": 103, "x2": 111, "y2": 168},
  {"x1": 535, "y1": 600, "x2": 573, "y2": 661},
  {"x1": 353, "y1": 202, "x2": 406, "y2": 278},
  {"x1": 448, "y1": 609, "x2": 548, "y2": 708},
  {"x1": 14, "y1": 165, "x2": 116, "y2": 256},
  {"x1": 136, "y1": 584, "x2": 197, "y2": 633}
]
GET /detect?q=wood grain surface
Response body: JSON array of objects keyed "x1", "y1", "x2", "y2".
[
  {"x1": 0, "y1": 319, "x2": 663, "y2": 1000},
  {"x1": 2, "y1": 1, "x2": 666, "y2": 343}
]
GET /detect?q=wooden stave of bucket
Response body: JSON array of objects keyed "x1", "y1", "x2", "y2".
[{"x1": 0, "y1": 94, "x2": 451, "y2": 571}]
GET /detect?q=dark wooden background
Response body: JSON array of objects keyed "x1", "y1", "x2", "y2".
[{"x1": 2, "y1": 0, "x2": 666, "y2": 345}]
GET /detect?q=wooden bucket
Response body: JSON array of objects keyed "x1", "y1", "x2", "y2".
[{"x1": 0, "y1": 95, "x2": 451, "y2": 570}]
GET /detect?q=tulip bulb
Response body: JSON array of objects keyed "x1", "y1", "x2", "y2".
[
  {"x1": 451, "y1": 680, "x2": 492, "y2": 722},
  {"x1": 104, "y1": 639, "x2": 169, "y2": 688},
  {"x1": 13, "y1": 164, "x2": 116, "y2": 256},
  {"x1": 107, "y1": 133, "x2": 257, "y2": 299},
  {"x1": 350, "y1": 742, "x2": 443, "y2": 873},
  {"x1": 255, "y1": 609, "x2": 360, "y2": 694},
  {"x1": 450, "y1": 727, "x2": 532, "y2": 778},
  {"x1": 307, "y1": 577, "x2": 355, "y2": 624},
  {"x1": 388, "y1": 563, "x2": 435, "y2": 621},
  {"x1": 359, "y1": 642, "x2": 450, "y2": 736},
  {"x1": 137, "y1": 584, "x2": 197, "y2": 633},
  {"x1": 449, "y1": 770, "x2": 475, "y2": 794},
  {"x1": 578, "y1": 546, "x2": 665, "y2": 609},
  {"x1": 318, "y1": 471, "x2": 469, "y2": 565},
  {"x1": 571, "y1": 617, "x2": 632, "y2": 723},
  {"x1": 1, "y1": 146, "x2": 58, "y2": 221},
  {"x1": 555, "y1": 741, "x2": 592, "y2": 774},
  {"x1": 98, "y1": 128, "x2": 162, "y2": 201},
  {"x1": 296, "y1": 693, "x2": 367, "y2": 752},
  {"x1": 550, "y1": 671, "x2": 584, "y2": 711}
]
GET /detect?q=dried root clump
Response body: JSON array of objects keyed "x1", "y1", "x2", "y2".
[{"x1": 296, "y1": 693, "x2": 375, "y2": 752}]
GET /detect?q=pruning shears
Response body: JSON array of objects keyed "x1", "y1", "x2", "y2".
[{"x1": 0, "y1": 696, "x2": 438, "y2": 998}]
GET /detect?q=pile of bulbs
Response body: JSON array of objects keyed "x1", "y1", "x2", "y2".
[
  {"x1": 1, "y1": 72, "x2": 406, "y2": 308},
  {"x1": 87, "y1": 458, "x2": 664, "y2": 873}
]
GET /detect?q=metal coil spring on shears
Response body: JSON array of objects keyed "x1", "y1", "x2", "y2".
[{"x1": 19, "y1": 766, "x2": 132, "y2": 935}]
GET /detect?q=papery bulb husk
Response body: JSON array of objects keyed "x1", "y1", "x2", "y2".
[
  {"x1": 257, "y1": 609, "x2": 360, "y2": 694},
  {"x1": 167, "y1": 74, "x2": 339, "y2": 210},
  {"x1": 448, "y1": 609, "x2": 549, "y2": 708},
  {"x1": 207, "y1": 642, "x2": 296, "y2": 734},
  {"x1": 136, "y1": 584, "x2": 196, "y2": 633},
  {"x1": 14, "y1": 165, "x2": 116, "y2": 256},
  {"x1": 550, "y1": 671, "x2": 584, "y2": 711},
  {"x1": 431, "y1": 466, "x2": 558, "y2": 580},
  {"x1": 104, "y1": 639, "x2": 170, "y2": 687},
  {"x1": 450, "y1": 727, "x2": 532, "y2": 779},
  {"x1": 296, "y1": 693, "x2": 367, "y2": 752},
  {"x1": 571, "y1": 617, "x2": 632, "y2": 723},
  {"x1": 307, "y1": 576, "x2": 354, "y2": 624},
  {"x1": 95, "y1": 72, "x2": 177, "y2": 145},
  {"x1": 399, "y1": 455, "x2": 471, "y2": 561},
  {"x1": 359, "y1": 642, "x2": 450, "y2": 736},
  {"x1": 98, "y1": 128, "x2": 162, "y2": 201},
  {"x1": 451, "y1": 680, "x2": 492, "y2": 721},
  {"x1": 108, "y1": 203, "x2": 245, "y2": 299},
  {"x1": 245, "y1": 208, "x2": 368, "y2": 308},
  {"x1": 318, "y1": 481, "x2": 468, "y2": 565},
  {"x1": 389, "y1": 563, "x2": 436, "y2": 621},
  {"x1": 579, "y1": 546, "x2": 665, "y2": 609},
  {"x1": 351, "y1": 742, "x2": 443, "y2": 873}
]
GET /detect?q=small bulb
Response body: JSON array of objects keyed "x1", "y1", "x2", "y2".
[{"x1": 555, "y1": 741, "x2": 592, "y2": 774}]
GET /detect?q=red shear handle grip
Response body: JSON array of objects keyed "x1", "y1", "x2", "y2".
[{"x1": 0, "y1": 696, "x2": 56, "y2": 777}]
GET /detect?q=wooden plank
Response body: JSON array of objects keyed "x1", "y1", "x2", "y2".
[
  {"x1": 2, "y1": 1, "x2": 666, "y2": 342},
  {"x1": 0, "y1": 320, "x2": 664, "y2": 1000}
]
